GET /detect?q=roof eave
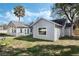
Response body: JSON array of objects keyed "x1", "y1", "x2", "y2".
[{"x1": 31, "y1": 18, "x2": 62, "y2": 27}]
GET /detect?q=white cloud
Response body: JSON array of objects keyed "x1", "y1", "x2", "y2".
[
  {"x1": 25, "y1": 9, "x2": 51, "y2": 18},
  {"x1": 3, "y1": 8, "x2": 52, "y2": 24},
  {"x1": 4, "y1": 10, "x2": 24, "y2": 22},
  {"x1": 24, "y1": 9, "x2": 52, "y2": 23},
  {"x1": 39, "y1": 10, "x2": 52, "y2": 19}
]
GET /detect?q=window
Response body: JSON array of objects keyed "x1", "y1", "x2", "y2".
[
  {"x1": 25, "y1": 29, "x2": 29, "y2": 34},
  {"x1": 20, "y1": 28, "x2": 22, "y2": 33},
  {"x1": 14, "y1": 29, "x2": 16, "y2": 33},
  {"x1": 39, "y1": 28, "x2": 46, "y2": 35},
  {"x1": 12, "y1": 28, "x2": 16, "y2": 33}
]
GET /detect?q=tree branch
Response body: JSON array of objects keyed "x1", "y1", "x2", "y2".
[{"x1": 61, "y1": 7, "x2": 72, "y2": 23}]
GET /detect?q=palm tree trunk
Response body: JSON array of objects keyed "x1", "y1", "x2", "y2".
[{"x1": 19, "y1": 17, "x2": 20, "y2": 22}]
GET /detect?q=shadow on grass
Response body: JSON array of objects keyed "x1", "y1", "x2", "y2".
[
  {"x1": 14, "y1": 35, "x2": 53, "y2": 42},
  {"x1": 0, "y1": 45, "x2": 79, "y2": 56},
  {"x1": 0, "y1": 33, "x2": 13, "y2": 37},
  {"x1": 26, "y1": 45, "x2": 79, "y2": 56},
  {"x1": 60, "y1": 36, "x2": 79, "y2": 40}
]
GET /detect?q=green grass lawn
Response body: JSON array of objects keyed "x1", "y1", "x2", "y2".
[{"x1": 0, "y1": 35, "x2": 79, "y2": 56}]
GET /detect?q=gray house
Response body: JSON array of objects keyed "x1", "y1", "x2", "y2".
[
  {"x1": 7, "y1": 21, "x2": 30, "y2": 36},
  {"x1": 32, "y1": 18, "x2": 72, "y2": 41}
]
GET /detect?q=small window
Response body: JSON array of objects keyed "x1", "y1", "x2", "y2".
[
  {"x1": 20, "y1": 28, "x2": 22, "y2": 33},
  {"x1": 39, "y1": 28, "x2": 46, "y2": 35},
  {"x1": 25, "y1": 29, "x2": 29, "y2": 34},
  {"x1": 12, "y1": 28, "x2": 16, "y2": 33},
  {"x1": 14, "y1": 29, "x2": 16, "y2": 33}
]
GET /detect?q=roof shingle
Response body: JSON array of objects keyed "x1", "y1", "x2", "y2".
[
  {"x1": 51, "y1": 19, "x2": 66, "y2": 26},
  {"x1": 9, "y1": 21, "x2": 29, "y2": 28}
]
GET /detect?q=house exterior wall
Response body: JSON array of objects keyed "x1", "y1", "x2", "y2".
[
  {"x1": 54, "y1": 25, "x2": 61, "y2": 41},
  {"x1": 7, "y1": 27, "x2": 14, "y2": 35},
  {"x1": 7, "y1": 27, "x2": 30, "y2": 36},
  {"x1": 60, "y1": 20, "x2": 72, "y2": 37},
  {"x1": 60, "y1": 28, "x2": 65, "y2": 37},
  {"x1": 65, "y1": 27, "x2": 72, "y2": 36},
  {"x1": 33, "y1": 19, "x2": 61, "y2": 41},
  {"x1": 60, "y1": 27, "x2": 72, "y2": 37},
  {"x1": 0, "y1": 26, "x2": 3, "y2": 30},
  {"x1": 0, "y1": 26, "x2": 7, "y2": 34},
  {"x1": 15, "y1": 28, "x2": 30, "y2": 36},
  {"x1": 0, "y1": 30, "x2": 7, "y2": 33}
]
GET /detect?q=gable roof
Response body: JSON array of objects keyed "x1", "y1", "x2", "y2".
[
  {"x1": 8, "y1": 21, "x2": 29, "y2": 28},
  {"x1": 31, "y1": 18, "x2": 62, "y2": 27},
  {"x1": 51, "y1": 19, "x2": 66, "y2": 26}
]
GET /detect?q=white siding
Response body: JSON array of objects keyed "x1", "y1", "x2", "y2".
[
  {"x1": 7, "y1": 27, "x2": 15, "y2": 35},
  {"x1": 0, "y1": 30, "x2": 7, "y2": 33},
  {"x1": 7, "y1": 27, "x2": 30, "y2": 36},
  {"x1": 65, "y1": 27, "x2": 72, "y2": 36},
  {"x1": 33, "y1": 19, "x2": 61, "y2": 41},
  {"x1": 60, "y1": 28, "x2": 65, "y2": 37},
  {"x1": 54, "y1": 26, "x2": 61, "y2": 41}
]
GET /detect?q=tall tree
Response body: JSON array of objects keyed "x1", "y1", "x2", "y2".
[
  {"x1": 51, "y1": 3, "x2": 79, "y2": 35},
  {"x1": 52, "y1": 3, "x2": 79, "y2": 24},
  {"x1": 14, "y1": 6, "x2": 25, "y2": 21},
  {"x1": 75, "y1": 19, "x2": 79, "y2": 28}
]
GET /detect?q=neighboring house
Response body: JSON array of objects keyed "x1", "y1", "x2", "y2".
[
  {"x1": 7, "y1": 21, "x2": 30, "y2": 36},
  {"x1": 52, "y1": 19, "x2": 72, "y2": 37},
  {"x1": 0, "y1": 25, "x2": 3, "y2": 30},
  {"x1": 64, "y1": 23, "x2": 72, "y2": 36},
  {"x1": 0, "y1": 24, "x2": 8, "y2": 34},
  {"x1": 32, "y1": 18, "x2": 72, "y2": 41}
]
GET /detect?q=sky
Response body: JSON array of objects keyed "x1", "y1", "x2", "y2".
[{"x1": 0, "y1": 3, "x2": 54, "y2": 25}]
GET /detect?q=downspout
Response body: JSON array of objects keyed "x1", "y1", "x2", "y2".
[{"x1": 54, "y1": 23, "x2": 57, "y2": 41}]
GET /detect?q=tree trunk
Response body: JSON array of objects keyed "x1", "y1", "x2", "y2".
[
  {"x1": 19, "y1": 17, "x2": 20, "y2": 22},
  {"x1": 71, "y1": 24, "x2": 74, "y2": 36}
]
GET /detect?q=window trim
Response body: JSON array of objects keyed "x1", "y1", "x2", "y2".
[{"x1": 38, "y1": 28, "x2": 46, "y2": 35}]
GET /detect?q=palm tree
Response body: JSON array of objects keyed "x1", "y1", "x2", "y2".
[{"x1": 14, "y1": 6, "x2": 25, "y2": 21}]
